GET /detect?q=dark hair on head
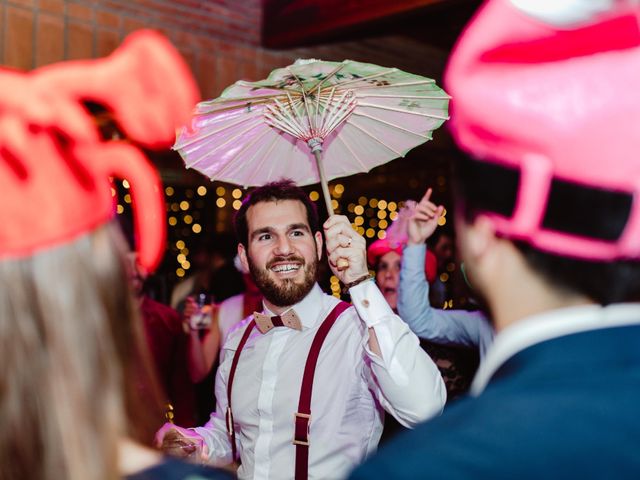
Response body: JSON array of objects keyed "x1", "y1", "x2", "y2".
[
  {"x1": 233, "y1": 179, "x2": 319, "y2": 247},
  {"x1": 452, "y1": 151, "x2": 640, "y2": 305}
]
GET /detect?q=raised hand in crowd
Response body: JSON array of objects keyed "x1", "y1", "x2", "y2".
[{"x1": 407, "y1": 187, "x2": 445, "y2": 246}]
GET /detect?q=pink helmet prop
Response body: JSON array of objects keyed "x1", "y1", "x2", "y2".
[
  {"x1": 445, "y1": 0, "x2": 640, "y2": 260},
  {"x1": 367, "y1": 200, "x2": 438, "y2": 283},
  {"x1": 368, "y1": 238, "x2": 437, "y2": 284},
  {"x1": 0, "y1": 30, "x2": 199, "y2": 271}
]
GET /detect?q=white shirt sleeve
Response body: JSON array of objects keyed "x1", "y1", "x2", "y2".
[
  {"x1": 398, "y1": 243, "x2": 494, "y2": 358},
  {"x1": 349, "y1": 279, "x2": 446, "y2": 427},
  {"x1": 191, "y1": 342, "x2": 238, "y2": 466}
]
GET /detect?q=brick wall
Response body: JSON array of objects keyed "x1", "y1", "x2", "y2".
[
  {"x1": 0, "y1": 0, "x2": 299, "y2": 98},
  {"x1": 1, "y1": 0, "x2": 448, "y2": 98}
]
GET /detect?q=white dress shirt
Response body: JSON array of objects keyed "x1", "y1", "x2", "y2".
[{"x1": 194, "y1": 281, "x2": 446, "y2": 479}]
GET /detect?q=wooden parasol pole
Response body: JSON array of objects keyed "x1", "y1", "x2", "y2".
[
  {"x1": 309, "y1": 139, "x2": 349, "y2": 270},
  {"x1": 312, "y1": 149, "x2": 334, "y2": 216}
]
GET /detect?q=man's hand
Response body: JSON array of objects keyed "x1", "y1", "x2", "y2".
[
  {"x1": 407, "y1": 188, "x2": 445, "y2": 245},
  {"x1": 154, "y1": 422, "x2": 209, "y2": 461},
  {"x1": 324, "y1": 215, "x2": 370, "y2": 285}
]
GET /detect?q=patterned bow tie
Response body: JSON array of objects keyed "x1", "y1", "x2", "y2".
[{"x1": 253, "y1": 309, "x2": 302, "y2": 334}]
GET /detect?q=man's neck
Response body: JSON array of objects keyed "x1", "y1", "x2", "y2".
[
  {"x1": 264, "y1": 300, "x2": 292, "y2": 316},
  {"x1": 263, "y1": 283, "x2": 319, "y2": 316},
  {"x1": 484, "y1": 246, "x2": 594, "y2": 332}
]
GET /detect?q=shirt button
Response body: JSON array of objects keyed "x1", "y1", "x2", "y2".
[{"x1": 361, "y1": 299, "x2": 370, "y2": 308}]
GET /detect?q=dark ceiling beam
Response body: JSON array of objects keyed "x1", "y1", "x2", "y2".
[{"x1": 263, "y1": 0, "x2": 451, "y2": 48}]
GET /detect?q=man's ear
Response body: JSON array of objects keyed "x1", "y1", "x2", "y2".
[
  {"x1": 238, "y1": 243, "x2": 250, "y2": 272},
  {"x1": 314, "y1": 231, "x2": 323, "y2": 260},
  {"x1": 464, "y1": 214, "x2": 497, "y2": 263}
]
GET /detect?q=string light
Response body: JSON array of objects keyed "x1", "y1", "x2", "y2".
[
  {"x1": 354, "y1": 205, "x2": 364, "y2": 215},
  {"x1": 165, "y1": 186, "x2": 174, "y2": 196},
  {"x1": 192, "y1": 224, "x2": 202, "y2": 233},
  {"x1": 184, "y1": 215, "x2": 193, "y2": 225},
  {"x1": 216, "y1": 198, "x2": 226, "y2": 208},
  {"x1": 122, "y1": 179, "x2": 130, "y2": 189},
  {"x1": 168, "y1": 216, "x2": 177, "y2": 226},
  {"x1": 216, "y1": 186, "x2": 226, "y2": 196},
  {"x1": 368, "y1": 198, "x2": 378, "y2": 208},
  {"x1": 116, "y1": 204, "x2": 124, "y2": 214},
  {"x1": 232, "y1": 188, "x2": 242, "y2": 199},
  {"x1": 179, "y1": 201, "x2": 189, "y2": 211},
  {"x1": 233, "y1": 200, "x2": 242, "y2": 210},
  {"x1": 309, "y1": 191, "x2": 319, "y2": 201},
  {"x1": 377, "y1": 200, "x2": 387, "y2": 210},
  {"x1": 197, "y1": 186, "x2": 207, "y2": 196}
]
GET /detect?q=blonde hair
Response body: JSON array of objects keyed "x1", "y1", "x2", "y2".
[{"x1": 0, "y1": 222, "x2": 150, "y2": 480}]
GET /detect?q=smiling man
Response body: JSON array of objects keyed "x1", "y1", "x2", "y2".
[{"x1": 156, "y1": 179, "x2": 445, "y2": 479}]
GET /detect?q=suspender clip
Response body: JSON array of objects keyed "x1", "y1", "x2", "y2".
[
  {"x1": 293, "y1": 412, "x2": 311, "y2": 446},
  {"x1": 226, "y1": 406, "x2": 234, "y2": 436}
]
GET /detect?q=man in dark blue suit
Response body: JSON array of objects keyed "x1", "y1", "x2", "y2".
[{"x1": 351, "y1": 0, "x2": 640, "y2": 478}]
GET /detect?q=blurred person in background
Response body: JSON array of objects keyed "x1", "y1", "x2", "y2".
[
  {"x1": 171, "y1": 234, "x2": 244, "y2": 313},
  {"x1": 0, "y1": 30, "x2": 230, "y2": 480},
  {"x1": 398, "y1": 188, "x2": 494, "y2": 361},
  {"x1": 368, "y1": 197, "x2": 480, "y2": 409}
]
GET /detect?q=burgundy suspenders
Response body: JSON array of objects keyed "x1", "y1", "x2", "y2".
[
  {"x1": 226, "y1": 318, "x2": 256, "y2": 462},
  {"x1": 293, "y1": 301, "x2": 349, "y2": 480},
  {"x1": 225, "y1": 301, "x2": 350, "y2": 479}
]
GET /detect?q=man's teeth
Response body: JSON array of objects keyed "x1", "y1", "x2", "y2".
[{"x1": 271, "y1": 264, "x2": 300, "y2": 272}]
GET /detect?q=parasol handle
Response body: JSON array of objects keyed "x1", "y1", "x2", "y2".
[
  {"x1": 313, "y1": 149, "x2": 335, "y2": 216},
  {"x1": 311, "y1": 145, "x2": 349, "y2": 271}
]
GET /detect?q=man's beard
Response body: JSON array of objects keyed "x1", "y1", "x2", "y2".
[{"x1": 248, "y1": 254, "x2": 318, "y2": 308}]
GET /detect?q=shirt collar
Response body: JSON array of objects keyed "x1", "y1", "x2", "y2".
[
  {"x1": 470, "y1": 303, "x2": 640, "y2": 396},
  {"x1": 262, "y1": 283, "x2": 325, "y2": 330}
]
